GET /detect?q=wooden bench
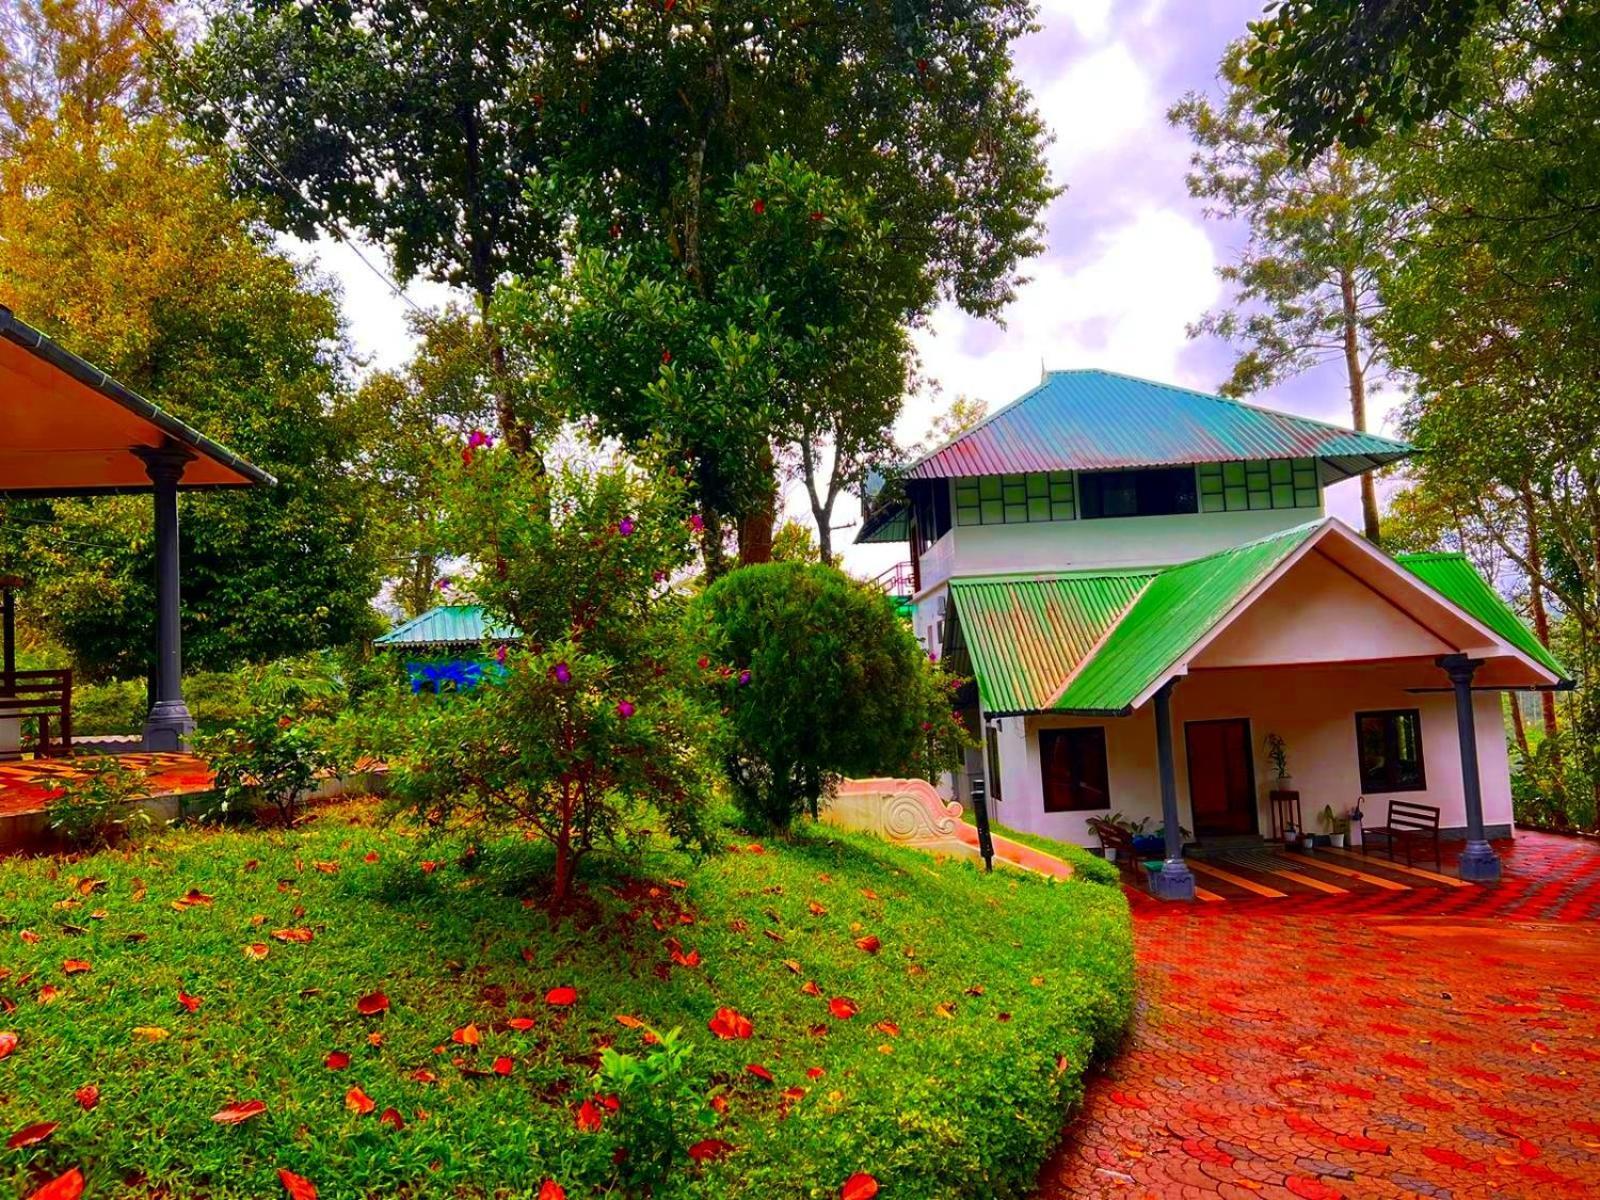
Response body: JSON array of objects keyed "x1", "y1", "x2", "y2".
[
  {"x1": 1362, "y1": 798, "x2": 1441, "y2": 870},
  {"x1": 0, "y1": 669, "x2": 73, "y2": 758}
]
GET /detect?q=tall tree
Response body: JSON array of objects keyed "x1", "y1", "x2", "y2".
[
  {"x1": 0, "y1": 110, "x2": 381, "y2": 678},
  {"x1": 1170, "y1": 46, "x2": 1409, "y2": 542},
  {"x1": 185, "y1": 2, "x2": 564, "y2": 455},
  {"x1": 0, "y1": 0, "x2": 173, "y2": 149}
]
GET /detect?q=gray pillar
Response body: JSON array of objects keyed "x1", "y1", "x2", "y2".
[
  {"x1": 1440, "y1": 654, "x2": 1499, "y2": 882},
  {"x1": 1151, "y1": 678, "x2": 1196, "y2": 900},
  {"x1": 136, "y1": 446, "x2": 195, "y2": 751},
  {"x1": 2, "y1": 585, "x2": 14, "y2": 693}
]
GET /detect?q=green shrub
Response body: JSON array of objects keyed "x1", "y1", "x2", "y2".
[
  {"x1": 69, "y1": 677, "x2": 147, "y2": 736},
  {"x1": 692, "y1": 561, "x2": 969, "y2": 831},
  {"x1": 46, "y1": 758, "x2": 157, "y2": 847}
]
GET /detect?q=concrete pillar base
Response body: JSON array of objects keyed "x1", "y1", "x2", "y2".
[
  {"x1": 1457, "y1": 840, "x2": 1502, "y2": 883},
  {"x1": 1152, "y1": 859, "x2": 1197, "y2": 901},
  {"x1": 142, "y1": 700, "x2": 195, "y2": 752}
]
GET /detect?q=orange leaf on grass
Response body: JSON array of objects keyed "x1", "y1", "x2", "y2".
[
  {"x1": 808, "y1": 901, "x2": 827, "y2": 916},
  {"x1": 493, "y1": 1056, "x2": 514, "y2": 1076},
  {"x1": 19, "y1": 929, "x2": 41, "y2": 944},
  {"x1": 855, "y1": 935, "x2": 881, "y2": 954},
  {"x1": 363, "y1": 852, "x2": 380, "y2": 864},
  {"x1": 62, "y1": 959, "x2": 91, "y2": 975},
  {"x1": 7, "y1": 1121, "x2": 59, "y2": 1149},
  {"x1": 452, "y1": 1024, "x2": 481, "y2": 1046},
  {"x1": 38, "y1": 985, "x2": 61, "y2": 1005},
  {"x1": 244, "y1": 943, "x2": 270, "y2": 960},
  {"x1": 873, "y1": 1020, "x2": 900, "y2": 1037},
  {"x1": 25, "y1": 1168, "x2": 84, "y2": 1200},
  {"x1": 546, "y1": 986, "x2": 578, "y2": 1007},
  {"x1": 801, "y1": 980, "x2": 822, "y2": 997},
  {"x1": 74, "y1": 1085, "x2": 98, "y2": 1110},
  {"x1": 538, "y1": 1182, "x2": 567, "y2": 1200},
  {"x1": 782, "y1": 959, "x2": 802, "y2": 974},
  {"x1": 688, "y1": 1138, "x2": 735, "y2": 1161},
  {"x1": 211, "y1": 1099, "x2": 267, "y2": 1124},
  {"x1": 356, "y1": 991, "x2": 390, "y2": 1015},
  {"x1": 745, "y1": 1063, "x2": 774, "y2": 1083},
  {"x1": 841, "y1": 1172, "x2": 879, "y2": 1200},
  {"x1": 325, "y1": 1051, "x2": 351, "y2": 1071},
  {"x1": 508, "y1": 1017, "x2": 536, "y2": 1031},
  {"x1": 172, "y1": 889, "x2": 213, "y2": 910},
  {"x1": 345, "y1": 1087, "x2": 376, "y2": 1115},
  {"x1": 379, "y1": 1107, "x2": 405, "y2": 1130},
  {"x1": 575, "y1": 1098, "x2": 604, "y2": 1132},
  {"x1": 278, "y1": 1168, "x2": 317, "y2": 1200},
  {"x1": 177, "y1": 990, "x2": 203, "y2": 1013},
  {"x1": 0, "y1": 1031, "x2": 16, "y2": 1059},
  {"x1": 806, "y1": 1066, "x2": 825, "y2": 1079},
  {"x1": 707, "y1": 1007, "x2": 753, "y2": 1040},
  {"x1": 409, "y1": 1069, "x2": 439, "y2": 1084},
  {"x1": 272, "y1": 929, "x2": 314, "y2": 944},
  {"x1": 828, "y1": 996, "x2": 859, "y2": 1020}
]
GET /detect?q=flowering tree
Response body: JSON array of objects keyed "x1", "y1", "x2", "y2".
[{"x1": 386, "y1": 445, "x2": 722, "y2": 908}]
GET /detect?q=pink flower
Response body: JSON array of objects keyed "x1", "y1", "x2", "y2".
[
  {"x1": 688, "y1": 513, "x2": 705, "y2": 534},
  {"x1": 737, "y1": 669, "x2": 751, "y2": 686},
  {"x1": 653, "y1": 570, "x2": 667, "y2": 583},
  {"x1": 618, "y1": 518, "x2": 635, "y2": 537},
  {"x1": 552, "y1": 661, "x2": 572, "y2": 684},
  {"x1": 616, "y1": 700, "x2": 635, "y2": 718},
  {"x1": 494, "y1": 645, "x2": 508, "y2": 666},
  {"x1": 436, "y1": 578, "x2": 452, "y2": 592},
  {"x1": 467, "y1": 430, "x2": 493, "y2": 449}
]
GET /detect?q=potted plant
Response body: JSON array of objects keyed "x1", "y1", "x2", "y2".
[
  {"x1": 1348, "y1": 798, "x2": 1365, "y2": 847},
  {"x1": 1263, "y1": 732, "x2": 1291, "y2": 790},
  {"x1": 1319, "y1": 804, "x2": 1349, "y2": 848},
  {"x1": 1282, "y1": 820, "x2": 1300, "y2": 849},
  {"x1": 1086, "y1": 813, "x2": 1133, "y2": 861}
]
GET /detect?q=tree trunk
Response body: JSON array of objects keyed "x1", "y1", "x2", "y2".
[
  {"x1": 1509, "y1": 693, "x2": 1530, "y2": 759},
  {"x1": 737, "y1": 444, "x2": 777, "y2": 566},
  {"x1": 1520, "y1": 483, "x2": 1561, "y2": 744},
  {"x1": 1339, "y1": 268, "x2": 1382, "y2": 544}
]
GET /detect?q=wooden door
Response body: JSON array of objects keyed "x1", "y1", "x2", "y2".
[{"x1": 1184, "y1": 718, "x2": 1258, "y2": 838}]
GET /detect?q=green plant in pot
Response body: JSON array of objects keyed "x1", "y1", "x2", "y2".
[
  {"x1": 1263, "y1": 732, "x2": 1291, "y2": 789},
  {"x1": 1319, "y1": 804, "x2": 1350, "y2": 848}
]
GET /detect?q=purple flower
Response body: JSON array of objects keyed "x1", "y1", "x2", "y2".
[
  {"x1": 653, "y1": 569, "x2": 667, "y2": 583},
  {"x1": 688, "y1": 513, "x2": 705, "y2": 534},
  {"x1": 467, "y1": 429, "x2": 493, "y2": 449},
  {"x1": 436, "y1": 577, "x2": 452, "y2": 592},
  {"x1": 737, "y1": 669, "x2": 751, "y2": 686},
  {"x1": 618, "y1": 517, "x2": 635, "y2": 537},
  {"x1": 616, "y1": 700, "x2": 635, "y2": 718},
  {"x1": 552, "y1": 661, "x2": 572, "y2": 685},
  {"x1": 494, "y1": 645, "x2": 508, "y2": 666}
]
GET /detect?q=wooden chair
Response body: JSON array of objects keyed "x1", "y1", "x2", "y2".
[
  {"x1": 0, "y1": 669, "x2": 73, "y2": 758},
  {"x1": 1361, "y1": 798, "x2": 1441, "y2": 870}
]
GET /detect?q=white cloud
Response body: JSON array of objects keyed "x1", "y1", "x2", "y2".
[
  {"x1": 1039, "y1": 43, "x2": 1156, "y2": 178},
  {"x1": 1035, "y1": 0, "x2": 1116, "y2": 42}
]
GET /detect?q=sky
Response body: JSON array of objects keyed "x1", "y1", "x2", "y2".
[{"x1": 306, "y1": 0, "x2": 1407, "y2": 577}]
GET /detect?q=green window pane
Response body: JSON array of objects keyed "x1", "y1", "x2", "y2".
[
  {"x1": 956, "y1": 505, "x2": 980, "y2": 526},
  {"x1": 1248, "y1": 487, "x2": 1271, "y2": 510},
  {"x1": 979, "y1": 477, "x2": 1002, "y2": 501},
  {"x1": 1294, "y1": 488, "x2": 1318, "y2": 508},
  {"x1": 1222, "y1": 461, "x2": 1247, "y2": 486},
  {"x1": 956, "y1": 479, "x2": 980, "y2": 502},
  {"x1": 1049, "y1": 471, "x2": 1073, "y2": 485},
  {"x1": 1198, "y1": 462, "x2": 1223, "y2": 480},
  {"x1": 1199, "y1": 474, "x2": 1223, "y2": 495},
  {"x1": 1271, "y1": 483, "x2": 1295, "y2": 508},
  {"x1": 1049, "y1": 482, "x2": 1074, "y2": 502},
  {"x1": 1027, "y1": 496, "x2": 1050, "y2": 521},
  {"x1": 1200, "y1": 492, "x2": 1225, "y2": 513},
  {"x1": 978, "y1": 499, "x2": 1001, "y2": 523},
  {"x1": 1004, "y1": 502, "x2": 1027, "y2": 523},
  {"x1": 1292, "y1": 465, "x2": 1316, "y2": 486},
  {"x1": 1026, "y1": 473, "x2": 1049, "y2": 498},
  {"x1": 1246, "y1": 463, "x2": 1270, "y2": 484},
  {"x1": 1225, "y1": 486, "x2": 1249, "y2": 510},
  {"x1": 1293, "y1": 457, "x2": 1316, "y2": 471},
  {"x1": 1050, "y1": 499, "x2": 1075, "y2": 520},
  {"x1": 1269, "y1": 460, "x2": 1292, "y2": 484}
]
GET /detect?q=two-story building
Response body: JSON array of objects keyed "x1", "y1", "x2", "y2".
[{"x1": 858, "y1": 370, "x2": 1568, "y2": 897}]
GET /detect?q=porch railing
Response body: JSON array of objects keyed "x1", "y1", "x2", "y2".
[
  {"x1": 0, "y1": 668, "x2": 73, "y2": 758},
  {"x1": 870, "y1": 561, "x2": 915, "y2": 598}
]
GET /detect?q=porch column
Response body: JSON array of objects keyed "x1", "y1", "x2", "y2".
[
  {"x1": 136, "y1": 445, "x2": 195, "y2": 751},
  {"x1": 1151, "y1": 678, "x2": 1196, "y2": 901},
  {"x1": 1440, "y1": 654, "x2": 1500, "y2": 882}
]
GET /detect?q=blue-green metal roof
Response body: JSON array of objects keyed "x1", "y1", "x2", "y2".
[
  {"x1": 374, "y1": 605, "x2": 520, "y2": 649},
  {"x1": 910, "y1": 369, "x2": 1412, "y2": 485}
]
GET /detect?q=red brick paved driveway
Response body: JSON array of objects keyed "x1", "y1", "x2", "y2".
[{"x1": 1040, "y1": 833, "x2": 1600, "y2": 1199}]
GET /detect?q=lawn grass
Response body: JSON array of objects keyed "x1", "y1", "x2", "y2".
[
  {"x1": 0, "y1": 802, "x2": 1132, "y2": 1199},
  {"x1": 960, "y1": 810, "x2": 1124, "y2": 888}
]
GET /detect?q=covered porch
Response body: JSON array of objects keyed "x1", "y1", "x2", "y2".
[
  {"x1": 0, "y1": 305, "x2": 274, "y2": 758},
  {"x1": 952, "y1": 519, "x2": 1570, "y2": 897}
]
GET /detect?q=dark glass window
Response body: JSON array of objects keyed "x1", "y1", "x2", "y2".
[
  {"x1": 985, "y1": 725, "x2": 1003, "y2": 802},
  {"x1": 913, "y1": 482, "x2": 952, "y2": 546},
  {"x1": 1355, "y1": 709, "x2": 1427, "y2": 793},
  {"x1": 1079, "y1": 467, "x2": 1197, "y2": 519},
  {"x1": 1040, "y1": 727, "x2": 1110, "y2": 812}
]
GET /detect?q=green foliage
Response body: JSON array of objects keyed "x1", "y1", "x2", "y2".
[
  {"x1": 45, "y1": 758, "x2": 156, "y2": 848},
  {"x1": 0, "y1": 801, "x2": 1132, "y2": 1198},
  {"x1": 195, "y1": 707, "x2": 334, "y2": 827},
  {"x1": 384, "y1": 451, "x2": 721, "y2": 905},
  {"x1": 692, "y1": 562, "x2": 968, "y2": 830},
  {"x1": 594, "y1": 1026, "x2": 713, "y2": 1193}
]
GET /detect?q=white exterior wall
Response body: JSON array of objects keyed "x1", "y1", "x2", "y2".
[{"x1": 984, "y1": 664, "x2": 1513, "y2": 848}]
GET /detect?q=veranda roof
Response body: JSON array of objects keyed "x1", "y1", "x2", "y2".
[
  {"x1": 0, "y1": 306, "x2": 273, "y2": 495},
  {"x1": 374, "y1": 605, "x2": 520, "y2": 650},
  {"x1": 949, "y1": 519, "x2": 1569, "y2": 717}
]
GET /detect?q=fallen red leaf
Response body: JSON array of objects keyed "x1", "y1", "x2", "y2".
[
  {"x1": 538, "y1": 1182, "x2": 567, "y2": 1200},
  {"x1": 271, "y1": 929, "x2": 314, "y2": 944},
  {"x1": 688, "y1": 1138, "x2": 735, "y2": 1161},
  {"x1": 379, "y1": 1107, "x2": 405, "y2": 1130},
  {"x1": 873, "y1": 1020, "x2": 900, "y2": 1037},
  {"x1": 244, "y1": 943, "x2": 269, "y2": 960},
  {"x1": 356, "y1": 991, "x2": 390, "y2": 1015},
  {"x1": 74, "y1": 1085, "x2": 98, "y2": 1110},
  {"x1": 277, "y1": 1168, "x2": 317, "y2": 1200},
  {"x1": 575, "y1": 1097, "x2": 604, "y2": 1132},
  {"x1": 828, "y1": 996, "x2": 859, "y2": 1020},
  {"x1": 507, "y1": 1017, "x2": 536, "y2": 1031},
  {"x1": 345, "y1": 1086, "x2": 376, "y2": 1115},
  {"x1": 546, "y1": 986, "x2": 578, "y2": 1007},
  {"x1": 808, "y1": 901, "x2": 827, "y2": 916},
  {"x1": 707, "y1": 1007, "x2": 753, "y2": 1039},
  {"x1": 177, "y1": 990, "x2": 203, "y2": 1013},
  {"x1": 409, "y1": 1069, "x2": 438, "y2": 1084},
  {"x1": 211, "y1": 1099, "x2": 267, "y2": 1124},
  {"x1": 745, "y1": 1063, "x2": 774, "y2": 1083},
  {"x1": 25, "y1": 1168, "x2": 84, "y2": 1200},
  {"x1": 493, "y1": 1055, "x2": 514, "y2": 1076},
  {"x1": 0, "y1": 1031, "x2": 15, "y2": 1059},
  {"x1": 855, "y1": 935, "x2": 882, "y2": 954},
  {"x1": 806, "y1": 1066, "x2": 825, "y2": 1079},
  {"x1": 19, "y1": 929, "x2": 40, "y2": 944},
  {"x1": 7, "y1": 1121, "x2": 59, "y2": 1149},
  {"x1": 173, "y1": 889, "x2": 213, "y2": 909},
  {"x1": 62, "y1": 959, "x2": 91, "y2": 975},
  {"x1": 363, "y1": 851, "x2": 380, "y2": 863},
  {"x1": 452, "y1": 1023, "x2": 480, "y2": 1046},
  {"x1": 325, "y1": 1051, "x2": 351, "y2": 1070},
  {"x1": 841, "y1": 1172, "x2": 879, "y2": 1200}
]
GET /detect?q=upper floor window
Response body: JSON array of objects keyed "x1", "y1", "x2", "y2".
[
  {"x1": 912, "y1": 482, "x2": 951, "y2": 546},
  {"x1": 955, "y1": 472, "x2": 1075, "y2": 526},
  {"x1": 1199, "y1": 458, "x2": 1319, "y2": 513},
  {"x1": 1079, "y1": 467, "x2": 1196, "y2": 519}
]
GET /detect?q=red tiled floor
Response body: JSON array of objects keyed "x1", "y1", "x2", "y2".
[
  {"x1": 1040, "y1": 832, "x2": 1600, "y2": 1199},
  {"x1": 0, "y1": 752, "x2": 215, "y2": 817}
]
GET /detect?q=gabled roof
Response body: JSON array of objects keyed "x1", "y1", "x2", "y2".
[
  {"x1": 0, "y1": 306, "x2": 274, "y2": 495},
  {"x1": 374, "y1": 605, "x2": 520, "y2": 650},
  {"x1": 948, "y1": 519, "x2": 1567, "y2": 718},
  {"x1": 909, "y1": 369, "x2": 1412, "y2": 484}
]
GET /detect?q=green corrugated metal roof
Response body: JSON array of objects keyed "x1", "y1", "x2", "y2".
[
  {"x1": 911, "y1": 370, "x2": 1414, "y2": 484},
  {"x1": 1052, "y1": 521, "x2": 1321, "y2": 713},
  {"x1": 949, "y1": 571, "x2": 1157, "y2": 714},
  {"x1": 374, "y1": 604, "x2": 520, "y2": 649},
  {"x1": 1396, "y1": 552, "x2": 1568, "y2": 679}
]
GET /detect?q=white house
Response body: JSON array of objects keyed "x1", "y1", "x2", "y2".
[{"x1": 858, "y1": 370, "x2": 1568, "y2": 898}]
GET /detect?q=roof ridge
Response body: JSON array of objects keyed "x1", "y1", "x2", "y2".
[
  {"x1": 951, "y1": 567, "x2": 1162, "y2": 585},
  {"x1": 1154, "y1": 517, "x2": 1330, "y2": 574},
  {"x1": 906, "y1": 373, "x2": 1055, "y2": 471}
]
